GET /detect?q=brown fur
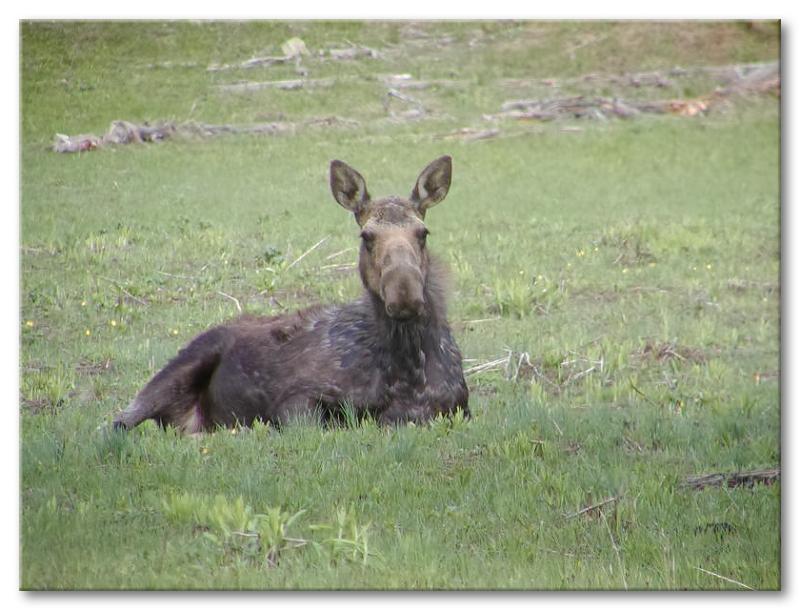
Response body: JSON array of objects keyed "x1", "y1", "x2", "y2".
[{"x1": 113, "y1": 156, "x2": 469, "y2": 432}]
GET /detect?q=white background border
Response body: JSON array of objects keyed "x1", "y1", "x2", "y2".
[{"x1": 4, "y1": 1, "x2": 792, "y2": 606}]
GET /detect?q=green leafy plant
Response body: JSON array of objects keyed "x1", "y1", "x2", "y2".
[
  {"x1": 311, "y1": 506, "x2": 378, "y2": 567},
  {"x1": 162, "y1": 493, "x2": 306, "y2": 567}
]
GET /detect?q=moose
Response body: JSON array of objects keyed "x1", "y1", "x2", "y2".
[{"x1": 113, "y1": 156, "x2": 469, "y2": 433}]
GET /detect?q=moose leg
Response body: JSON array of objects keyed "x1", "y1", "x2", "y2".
[{"x1": 114, "y1": 327, "x2": 230, "y2": 432}]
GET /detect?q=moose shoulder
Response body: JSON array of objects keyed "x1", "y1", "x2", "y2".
[{"x1": 113, "y1": 156, "x2": 469, "y2": 433}]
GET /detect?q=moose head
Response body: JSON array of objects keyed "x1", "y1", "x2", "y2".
[{"x1": 330, "y1": 156, "x2": 452, "y2": 321}]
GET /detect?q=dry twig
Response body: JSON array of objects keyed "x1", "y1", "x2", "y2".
[
  {"x1": 564, "y1": 496, "x2": 621, "y2": 519},
  {"x1": 463, "y1": 353, "x2": 511, "y2": 377},
  {"x1": 98, "y1": 276, "x2": 148, "y2": 307},
  {"x1": 286, "y1": 236, "x2": 330, "y2": 270},
  {"x1": 696, "y1": 566, "x2": 754, "y2": 590},
  {"x1": 216, "y1": 291, "x2": 243, "y2": 314}
]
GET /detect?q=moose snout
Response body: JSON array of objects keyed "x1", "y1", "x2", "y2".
[
  {"x1": 386, "y1": 299, "x2": 425, "y2": 321},
  {"x1": 381, "y1": 265, "x2": 425, "y2": 321}
]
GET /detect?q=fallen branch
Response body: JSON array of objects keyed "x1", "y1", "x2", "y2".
[
  {"x1": 304, "y1": 116, "x2": 360, "y2": 129},
  {"x1": 460, "y1": 316, "x2": 501, "y2": 325},
  {"x1": 386, "y1": 88, "x2": 425, "y2": 109},
  {"x1": 217, "y1": 77, "x2": 336, "y2": 93},
  {"x1": 463, "y1": 353, "x2": 511, "y2": 377},
  {"x1": 326, "y1": 45, "x2": 380, "y2": 61},
  {"x1": 380, "y1": 74, "x2": 465, "y2": 90},
  {"x1": 207, "y1": 37, "x2": 309, "y2": 72},
  {"x1": 208, "y1": 56, "x2": 290, "y2": 72},
  {"x1": 494, "y1": 61, "x2": 778, "y2": 124},
  {"x1": 681, "y1": 467, "x2": 780, "y2": 491},
  {"x1": 497, "y1": 95, "x2": 655, "y2": 122},
  {"x1": 53, "y1": 120, "x2": 176, "y2": 153},
  {"x1": 439, "y1": 127, "x2": 501, "y2": 142},
  {"x1": 52, "y1": 116, "x2": 357, "y2": 153},
  {"x1": 564, "y1": 495, "x2": 621, "y2": 519},
  {"x1": 181, "y1": 121, "x2": 294, "y2": 137},
  {"x1": 147, "y1": 60, "x2": 200, "y2": 70},
  {"x1": 499, "y1": 61, "x2": 777, "y2": 92}
]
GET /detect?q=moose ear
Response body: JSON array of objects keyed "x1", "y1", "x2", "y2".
[
  {"x1": 330, "y1": 160, "x2": 370, "y2": 219},
  {"x1": 410, "y1": 155, "x2": 452, "y2": 214}
]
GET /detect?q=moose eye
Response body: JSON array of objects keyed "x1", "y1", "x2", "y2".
[
  {"x1": 416, "y1": 227, "x2": 430, "y2": 243},
  {"x1": 360, "y1": 231, "x2": 376, "y2": 250}
]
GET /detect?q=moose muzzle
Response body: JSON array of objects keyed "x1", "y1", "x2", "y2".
[{"x1": 380, "y1": 264, "x2": 425, "y2": 321}]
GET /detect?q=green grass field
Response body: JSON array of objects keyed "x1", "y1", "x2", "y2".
[{"x1": 20, "y1": 21, "x2": 780, "y2": 590}]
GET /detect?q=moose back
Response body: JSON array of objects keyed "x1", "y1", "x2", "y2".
[{"x1": 113, "y1": 156, "x2": 469, "y2": 432}]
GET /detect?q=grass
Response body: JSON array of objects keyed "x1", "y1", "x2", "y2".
[{"x1": 20, "y1": 20, "x2": 780, "y2": 590}]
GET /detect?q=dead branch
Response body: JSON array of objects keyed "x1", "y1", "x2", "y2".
[
  {"x1": 54, "y1": 113, "x2": 362, "y2": 153},
  {"x1": 681, "y1": 468, "x2": 780, "y2": 491},
  {"x1": 303, "y1": 116, "x2": 360, "y2": 129},
  {"x1": 463, "y1": 353, "x2": 511, "y2": 377},
  {"x1": 500, "y1": 61, "x2": 777, "y2": 92},
  {"x1": 564, "y1": 495, "x2": 621, "y2": 519},
  {"x1": 180, "y1": 121, "x2": 294, "y2": 137},
  {"x1": 53, "y1": 120, "x2": 176, "y2": 153},
  {"x1": 207, "y1": 37, "x2": 309, "y2": 72},
  {"x1": 217, "y1": 77, "x2": 337, "y2": 93},
  {"x1": 380, "y1": 74, "x2": 465, "y2": 90},
  {"x1": 326, "y1": 45, "x2": 380, "y2": 61},
  {"x1": 495, "y1": 61, "x2": 778, "y2": 124},
  {"x1": 460, "y1": 316, "x2": 501, "y2": 325},
  {"x1": 207, "y1": 56, "x2": 291, "y2": 72},
  {"x1": 440, "y1": 127, "x2": 501, "y2": 142},
  {"x1": 53, "y1": 116, "x2": 365, "y2": 153},
  {"x1": 386, "y1": 88, "x2": 424, "y2": 107},
  {"x1": 146, "y1": 61, "x2": 200, "y2": 70}
]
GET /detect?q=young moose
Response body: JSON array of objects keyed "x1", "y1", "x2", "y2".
[{"x1": 113, "y1": 156, "x2": 469, "y2": 432}]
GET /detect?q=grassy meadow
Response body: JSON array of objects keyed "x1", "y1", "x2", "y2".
[{"x1": 20, "y1": 21, "x2": 780, "y2": 589}]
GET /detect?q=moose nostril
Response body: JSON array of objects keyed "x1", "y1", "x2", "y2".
[
  {"x1": 386, "y1": 303, "x2": 410, "y2": 320},
  {"x1": 386, "y1": 298, "x2": 425, "y2": 320}
]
